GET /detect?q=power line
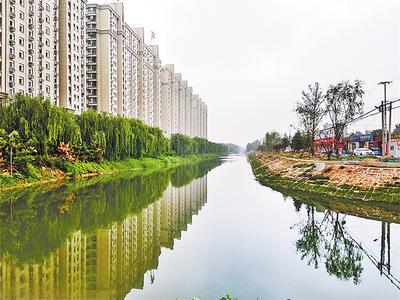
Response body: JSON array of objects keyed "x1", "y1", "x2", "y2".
[{"x1": 318, "y1": 101, "x2": 400, "y2": 134}]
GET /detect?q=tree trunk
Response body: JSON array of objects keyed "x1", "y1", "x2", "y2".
[{"x1": 10, "y1": 147, "x2": 13, "y2": 175}]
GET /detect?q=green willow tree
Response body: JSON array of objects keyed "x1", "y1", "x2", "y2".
[{"x1": 0, "y1": 95, "x2": 225, "y2": 175}]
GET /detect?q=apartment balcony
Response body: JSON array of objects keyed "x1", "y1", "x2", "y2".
[
  {"x1": 10, "y1": 26, "x2": 15, "y2": 33},
  {"x1": 9, "y1": 82, "x2": 15, "y2": 87},
  {"x1": 28, "y1": 49, "x2": 34, "y2": 55},
  {"x1": 9, "y1": 67, "x2": 15, "y2": 74},
  {"x1": 38, "y1": 30, "x2": 44, "y2": 35},
  {"x1": 38, "y1": 17, "x2": 44, "y2": 23},
  {"x1": 9, "y1": 53, "x2": 15, "y2": 59},
  {"x1": 10, "y1": 12, "x2": 16, "y2": 19},
  {"x1": 29, "y1": 0, "x2": 34, "y2": 4},
  {"x1": 29, "y1": 36, "x2": 34, "y2": 42},
  {"x1": 39, "y1": 5, "x2": 44, "y2": 11},
  {"x1": 29, "y1": 23, "x2": 34, "y2": 30},
  {"x1": 29, "y1": 74, "x2": 34, "y2": 80},
  {"x1": 29, "y1": 11, "x2": 34, "y2": 17},
  {"x1": 10, "y1": 0, "x2": 16, "y2": 4},
  {"x1": 9, "y1": 40, "x2": 15, "y2": 46},
  {"x1": 28, "y1": 88, "x2": 33, "y2": 93},
  {"x1": 28, "y1": 62, "x2": 34, "y2": 67}
]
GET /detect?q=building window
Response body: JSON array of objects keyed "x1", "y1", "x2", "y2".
[{"x1": 19, "y1": 77, "x2": 24, "y2": 85}]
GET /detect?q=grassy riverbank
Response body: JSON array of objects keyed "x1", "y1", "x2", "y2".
[
  {"x1": 249, "y1": 154, "x2": 400, "y2": 203},
  {"x1": 0, "y1": 153, "x2": 221, "y2": 191}
]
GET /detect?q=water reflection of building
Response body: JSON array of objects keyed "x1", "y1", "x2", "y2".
[{"x1": 0, "y1": 177, "x2": 207, "y2": 299}]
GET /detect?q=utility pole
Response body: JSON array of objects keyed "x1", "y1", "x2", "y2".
[
  {"x1": 389, "y1": 101, "x2": 393, "y2": 153},
  {"x1": 378, "y1": 81, "x2": 392, "y2": 156}
]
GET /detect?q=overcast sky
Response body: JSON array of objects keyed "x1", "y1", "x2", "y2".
[{"x1": 90, "y1": 0, "x2": 400, "y2": 146}]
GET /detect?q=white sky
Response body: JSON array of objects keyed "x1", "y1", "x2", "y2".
[{"x1": 90, "y1": 0, "x2": 400, "y2": 146}]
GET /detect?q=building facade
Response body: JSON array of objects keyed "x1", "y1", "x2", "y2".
[
  {"x1": 85, "y1": 3, "x2": 118, "y2": 115},
  {"x1": 160, "y1": 64, "x2": 174, "y2": 136},
  {"x1": 0, "y1": 0, "x2": 208, "y2": 137},
  {"x1": 0, "y1": 0, "x2": 59, "y2": 103},
  {"x1": 59, "y1": 0, "x2": 87, "y2": 113}
]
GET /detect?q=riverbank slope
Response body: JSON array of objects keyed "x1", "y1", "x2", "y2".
[
  {"x1": 249, "y1": 153, "x2": 400, "y2": 203},
  {"x1": 0, "y1": 154, "x2": 221, "y2": 192}
]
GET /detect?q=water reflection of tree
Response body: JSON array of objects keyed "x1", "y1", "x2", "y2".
[
  {"x1": 296, "y1": 206, "x2": 323, "y2": 269},
  {"x1": 324, "y1": 212, "x2": 363, "y2": 284},
  {"x1": 295, "y1": 205, "x2": 363, "y2": 284}
]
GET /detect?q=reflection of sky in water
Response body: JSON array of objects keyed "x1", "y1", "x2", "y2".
[
  {"x1": 0, "y1": 156, "x2": 399, "y2": 299},
  {"x1": 130, "y1": 156, "x2": 400, "y2": 300}
]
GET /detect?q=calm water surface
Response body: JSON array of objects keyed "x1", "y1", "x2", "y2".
[{"x1": 0, "y1": 155, "x2": 399, "y2": 299}]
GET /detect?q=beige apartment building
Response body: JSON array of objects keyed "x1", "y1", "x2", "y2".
[
  {"x1": 85, "y1": 3, "x2": 118, "y2": 115},
  {"x1": 178, "y1": 79, "x2": 187, "y2": 134},
  {"x1": 119, "y1": 12, "x2": 140, "y2": 119},
  {"x1": 185, "y1": 85, "x2": 193, "y2": 136},
  {"x1": 0, "y1": 0, "x2": 59, "y2": 103},
  {"x1": 0, "y1": 0, "x2": 208, "y2": 137},
  {"x1": 158, "y1": 63, "x2": 208, "y2": 138},
  {"x1": 160, "y1": 64, "x2": 174, "y2": 136},
  {"x1": 133, "y1": 27, "x2": 161, "y2": 126},
  {"x1": 151, "y1": 44, "x2": 162, "y2": 127},
  {"x1": 58, "y1": 0, "x2": 87, "y2": 113},
  {"x1": 171, "y1": 72, "x2": 181, "y2": 134}
]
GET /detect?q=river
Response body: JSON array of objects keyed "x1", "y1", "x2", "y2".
[{"x1": 0, "y1": 155, "x2": 399, "y2": 299}]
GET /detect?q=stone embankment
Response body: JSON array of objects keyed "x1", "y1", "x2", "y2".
[{"x1": 250, "y1": 153, "x2": 400, "y2": 203}]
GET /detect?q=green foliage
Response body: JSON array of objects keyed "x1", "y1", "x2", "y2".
[
  {"x1": 171, "y1": 134, "x2": 227, "y2": 156},
  {"x1": 295, "y1": 82, "x2": 326, "y2": 155},
  {"x1": 258, "y1": 131, "x2": 282, "y2": 152},
  {"x1": 0, "y1": 95, "x2": 223, "y2": 179},
  {"x1": 0, "y1": 158, "x2": 221, "y2": 263},
  {"x1": 291, "y1": 131, "x2": 307, "y2": 152}
]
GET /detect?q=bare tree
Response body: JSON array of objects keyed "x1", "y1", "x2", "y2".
[
  {"x1": 295, "y1": 82, "x2": 326, "y2": 156},
  {"x1": 325, "y1": 80, "x2": 364, "y2": 158}
]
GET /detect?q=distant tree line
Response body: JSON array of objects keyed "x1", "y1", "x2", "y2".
[
  {"x1": 0, "y1": 95, "x2": 227, "y2": 174},
  {"x1": 170, "y1": 134, "x2": 227, "y2": 156}
]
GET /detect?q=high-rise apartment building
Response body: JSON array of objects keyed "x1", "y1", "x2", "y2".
[
  {"x1": 59, "y1": 0, "x2": 87, "y2": 113},
  {"x1": 133, "y1": 27, "x2": 160, "y2": 126},
  {"x1": 0, "y1": 0, "x2": 59, "y2": 103},
  {"x1": 185, "y1": 86, "x2": 193, "y2": 136},
  {"x1": 171, "y1": 72, "x2": 181, "y2": 134},
  {"x1": 85, "y1": 3, "x2": 118, "y2": 115},
  {"x1": 160, "y1": 64, "x2": 174, "y2": 136},
  {"x1": 1, "y1": 0, "x2": 208, "y2": 137},
  {"x1": 178, "y1": 79, "x2": 187, "y2": 134},
  {"x1": 120, "y1": 19, "x2": 140, "y2": 118},
  {"x1": 112, "y1": 2, "x2": 141, "y2": 119},
  {"x1": 151, "y1": 45, "x2": 162, "y2": 127}
]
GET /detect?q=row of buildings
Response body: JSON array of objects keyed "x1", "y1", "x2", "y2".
[
  {"x1": 0, "y1": 0, "x2": 207, "y2": 138},
  {"x1": 314, "y1": 129, "x2": 400, "y2": 157},
  {"x1": 0, "y1": 177, "x2": 208, "y2": 299}
]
